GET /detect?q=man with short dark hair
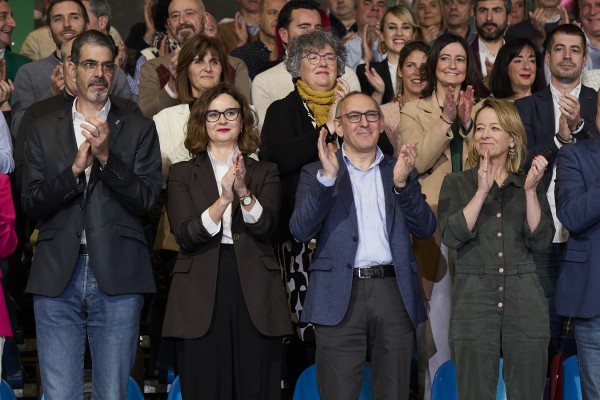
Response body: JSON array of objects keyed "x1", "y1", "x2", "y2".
[
  {"x1": 441, "y1": 0, "x2": 476, "y2": 44},
  {"x1": 471, "y1": 0, "x2": 510, "y2": 82},
  {"x1": 20, "y1": 29, "x2": 161, "y2": 399},
  {"x1": 290, "y1": 91, "x2": 435, "y2": 399},
  {"x1": 516, "y1": 23, "x2": 599, "y2": 365},
  {"x1": 12, "y1": 0, "x2": 132, "y2": 139},
  {"x1": 327, "y1": 0, "x2": 357, "y2": 39},
  {"x1": 230, "y1": 0, "x2": 286, "y2": 80}
]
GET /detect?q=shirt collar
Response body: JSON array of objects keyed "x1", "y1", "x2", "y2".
[
  {"x1": 341, "y1": 144, "x2": 384, "y2": 171},
  {"x1": 549, "y1": 81, "x2": 581, "y2": 102},
  {"x1": 206, "y1": 146, "x2": 239, "y2": 166},
  {"x1": 72, "y1": 96, "x2": 111, "y2": 120}
]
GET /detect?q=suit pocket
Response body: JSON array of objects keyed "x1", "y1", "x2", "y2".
[
  {"x1": 112, "y1": 223, "x2": 147, "y2": 245},
  {"x1": 559, "y1": 240, "x2": 588, "y2": 263},
  {"x1": 261, "y1": 255, "x2": 281, "y2": 271},
  {"x1": 172, "y1": 258, "x2": 193, "y2": 274},
  {"x1": 310, "y1": 258, "x2": 332, "y2": 272},
  {"x1": 36, "y1": 228, "x2": 57, "y2": 242}
]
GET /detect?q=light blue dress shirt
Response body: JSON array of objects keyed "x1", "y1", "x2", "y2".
[{"x1": 317, "y1": 145, "x2": 393, "y2": 268}]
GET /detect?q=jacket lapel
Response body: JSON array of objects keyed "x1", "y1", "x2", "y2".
[
  {"x1": 336, "y1": 152, "x2": 358, "y2": 233},
  {"x1": 57, "y1": 105, "x2": 78, "y2": 164},
  {"x1": 380, "y1": 156, "x2": 395, "y2": 236},
  {"x1": 88, "y1": 102, "x2": 127, "y2": 190},
  {"x1": 193, "y1": 151, "x2": 220, "y2": 204}
]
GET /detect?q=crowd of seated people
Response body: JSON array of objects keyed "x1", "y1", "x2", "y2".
[{"x1": 2, "y1": 0, "x2": 600, "y2": 398}]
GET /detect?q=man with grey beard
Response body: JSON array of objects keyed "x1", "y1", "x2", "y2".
[{"x1": 20, "y1": 29, "x2": 161, "y2": 399}]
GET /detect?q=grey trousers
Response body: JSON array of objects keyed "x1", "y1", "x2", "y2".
[
  {"x1": 314, "y1": 277, "x2": 414, "y2": 400},
  {"x1": 450, "y1": 263, "x2": 550, "y2": 400}
]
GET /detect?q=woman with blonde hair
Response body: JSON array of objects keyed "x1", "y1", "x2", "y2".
[
  {"x1": 438, "y1": 98, "x2": 552, "y2": 399},
  {"x1": 412, "y1": 0, "x2": 443, "y2": 43},
  {"x1": 357, "y1": 5, "x2": 422, "y2": 105}
]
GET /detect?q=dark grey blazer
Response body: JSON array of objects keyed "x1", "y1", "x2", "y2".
[
  {"x1": 21, "y1": 99, "x2": 162, "y2": 296},
  {"x1": 356, "y1": 58, "x2": 395, "y2": 104}
]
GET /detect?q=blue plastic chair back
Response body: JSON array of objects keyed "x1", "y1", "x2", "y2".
[
  {"x1": 292, "y1": 362, "x2": 373, "y2": 399},
  {"x1": 563, "y1": 355, "x2": 582, "y2": 400},
  {"x1": 431, "y1": 359, "x2": 507, "y2": 400},
  {"x1": 0, "y1": 379, "x2": 17, "y2": 400},
  {"x1": 167, "y1": 376, "x2": 183, "y2": 400},
  {"x1": 497, "y1": 358, "x2": 507, "y2": 400},
  {"x1": 127, "y1": 377, "x2": 144, "y2": 400},
  {"x1": 431, "y1": 360, "x2": 457, "y2": 400}
]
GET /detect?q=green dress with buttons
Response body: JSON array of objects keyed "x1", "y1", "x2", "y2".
[{"x1": 438, "y1": 167, "x2": 554, "y2": 400}]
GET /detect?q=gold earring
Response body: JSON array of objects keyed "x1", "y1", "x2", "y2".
[{"x1": 508, "y1": 146, "x2": 516, "y2": 161}]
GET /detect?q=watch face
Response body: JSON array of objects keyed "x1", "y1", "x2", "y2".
[{"x1": 242, "y1": 196, "x2": 252, "y2": 206}]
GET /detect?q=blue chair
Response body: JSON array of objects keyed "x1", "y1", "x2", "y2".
[
  {"x1": 563, "y1": 355, "x2": 582, "y2": 400},
  {"x1": 431, "y1": 360, "x2": 457, "y2": 400},
  {"x1": 0, "y1": 379, "x2": 16, "y2": 400},
  {"x1": 292, "y1": 363, "x2": 372, "y2": 399},
  {"x1": 127, "y1": 377, "x2": 144, "y2": 400},
  {"x1": 167, "y1": 376, "x2": 182, "y2": 400},
  {"x1": 431, "y1": 359, "x2": 507, "y2": 400},
  {"x1": 41, "y1": 376, "x2": 144, "y2": 399}
]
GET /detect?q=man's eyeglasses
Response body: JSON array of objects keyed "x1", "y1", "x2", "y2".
[
  {"x1": 337, "y1": 111, "x2": 382, "y2": 123},
  {"x1": 75, "y1": 61, "x2": 117, "y2": 74},
  {"x1": 302, "y1": 52, "x2": 337, "y2": 65},
  {"x1": 205, "y1": 108, "x2": 241, "y2": 122}
]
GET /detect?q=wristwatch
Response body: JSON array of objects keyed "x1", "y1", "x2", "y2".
[
  {"x1": 571, "y1": 119, "x2": 585, "y2": 134},
  {"x1": 239, "y1": 191, "x2": 253, "y2": 206}
]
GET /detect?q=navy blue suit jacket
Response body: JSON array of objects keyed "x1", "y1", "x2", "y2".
[
  {"x1": 555, "y1": 137, "x2": 600, "y2": 318},
  {"x1": 515, "y1": 85, "x2": 598, "y2": 188},
  {"x1": 289, "y1": 151, "x2": 436, "y2": 327}
]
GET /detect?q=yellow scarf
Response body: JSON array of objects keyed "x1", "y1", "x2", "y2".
[{"x1": 296, "y1": 79, "x2": 337, "y2": 127}]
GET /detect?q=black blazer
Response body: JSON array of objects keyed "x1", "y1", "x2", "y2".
[
  {"x1": 260, "y1": 88, "x2": 394, "y2": 242},
  {"x1": 14, "y1": 93, "x2": 140, "y2": 191},
  {"x1": 163, "y1": 152, "x2": 292, "y2": 339},
  {"x1": 21, "y1": 99, "x2": 162, "y2": 296},
  {"x1": 356, "y1": 59, "x2": 395, "y2": 104},
  {"x1": 515, "y1": 84, "x2": 599, "y2": 188}
]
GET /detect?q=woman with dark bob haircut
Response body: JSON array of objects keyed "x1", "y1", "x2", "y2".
[
  {"x1": 164, "y1": 82, "x2": 292, "y2": 398},
  {"x1": 491, "y1": 38, "x2": 545, "y2": 101}
]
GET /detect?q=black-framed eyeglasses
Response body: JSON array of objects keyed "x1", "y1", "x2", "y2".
[
  {"x1": 302, "y1": 52, "x2": 337, "y2": 65},
  {"x1": 337, "y1": 111, "x2": 382, "y2": 123},
  {"x1": 205, "y1": 108, "x2": 240, "y2": 122},
  {"x1": 75, "y1": 61, "x2": 117, "y2": 74}
]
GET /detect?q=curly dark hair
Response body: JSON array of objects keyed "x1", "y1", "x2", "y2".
[
  {"x1": 185, "y1": 83, "x2": 260, "y2": 155},
  {"x1": 284, "y1": 29, "x2": 346, "y2": 79}
]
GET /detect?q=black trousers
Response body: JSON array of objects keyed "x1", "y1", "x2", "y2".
[{"x1": 175, "y1": 244, "x2": 283, "y2": 399}]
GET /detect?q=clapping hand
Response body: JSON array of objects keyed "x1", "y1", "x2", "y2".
[
  {"x1": 477, "y1": 150, "x2": 495, "y2": 195},
  {"x1": 232, "y1": 152, "x2": 248, "y2": 197},
  {"x1": 458, "y1": 85, "x2": 475, "y2": 130},
  {"x1": 317, "y1": 127, "x2": 338, "y2": 178},
  {"x1": 524, "y1": 155, "x2": 548, "y2": 191},
  {"x1": 393, "y1": 144, "x2": 417, "y2": 188}
]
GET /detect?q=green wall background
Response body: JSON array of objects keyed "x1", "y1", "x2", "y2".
[{"x1": 11, "y1": 0, "x2": 34, "y2": 54}]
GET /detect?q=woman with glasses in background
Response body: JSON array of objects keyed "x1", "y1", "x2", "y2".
[{"x1": 163, "y1": 82, "x2": 292, "y2": 399}]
